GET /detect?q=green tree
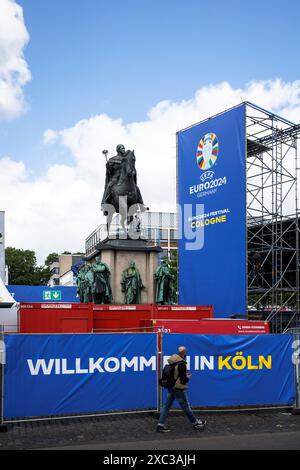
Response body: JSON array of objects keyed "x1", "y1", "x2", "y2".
[
  {"x1": 6, "y1": 247, "x2": 56, "y2": 286},
  {"x1": 6, "y1": 248, "x2": 85, "y2": 286},
  {"x1": 163, "y1": 250, "x2": 178, "y2": 303},
  {"x1": 33, "y1": 265, "x2": 51, "y2": 286},
  {"x1": 168, "y1": 250, "x2": 178, "y2": 279},
  {"x1": 6, "y1": 247, "x2": 38, "y2": 285},
  {"x1": 44, "y1": 252, "x2": 59, "y2": 267}
]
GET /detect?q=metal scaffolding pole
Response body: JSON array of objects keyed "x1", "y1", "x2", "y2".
[{"x1": 246, "y1": 102, "x2": 300, "y2": 333}]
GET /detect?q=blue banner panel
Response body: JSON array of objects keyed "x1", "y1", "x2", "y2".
[
  {"x1": 4, "y1": 333, "x2": 157, "y2": 419},
  {"x1": 162, "y1": 334, "x2": 295, "y2": 407},
  {"x1": 177, "y1": 105, "x2": 246, "y2": 317},
  {"x1": 7, "y1": 285, "x2": 79, "y2": 303}
]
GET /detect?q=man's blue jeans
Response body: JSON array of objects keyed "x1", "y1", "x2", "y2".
[{"x1": 158, "y1": 388, "x2": 197, "y2": 425}]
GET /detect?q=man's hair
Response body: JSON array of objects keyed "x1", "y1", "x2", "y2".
[{"x1": 178, "y1": 346, "x2": 186, "y2": 356}]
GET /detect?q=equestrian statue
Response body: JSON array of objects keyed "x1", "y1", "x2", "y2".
[{"x1": 101, "y1": 144, "x2": 148, "y2": 235}]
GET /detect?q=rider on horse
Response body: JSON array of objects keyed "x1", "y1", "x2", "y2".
[{"x1": 101, "y1": 144, "x2": 145, "y2": 216}]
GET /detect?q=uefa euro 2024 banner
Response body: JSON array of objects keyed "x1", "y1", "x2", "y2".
[
  {"x1": 163, "y1": 334, "x2": 296, "y2": 407},
  {"x1": 177, "y1": 104, "x2": 246, "y2": 317},
  {"x1": 4, "y1": 333, "x2": 158, "y2": 419}
]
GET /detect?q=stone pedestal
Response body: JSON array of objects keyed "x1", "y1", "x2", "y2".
[{"x1": 94, "y1": 237, "x2": 162, "y2": 304}]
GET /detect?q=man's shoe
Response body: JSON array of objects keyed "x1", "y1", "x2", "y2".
[
  {"x1": 193, "y1": 420, "x2": 207, "y2": 430},
  {"x1": 157, "y1": 424, "x2": 171, "y2": 433}
]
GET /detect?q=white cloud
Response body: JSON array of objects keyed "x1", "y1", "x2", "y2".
[
  {"x1": 43, "y1": 129, "x2": 57, "y2": 145},
  {"x1": 0, "y1": 0, "x2": 31, "y2": 120},
  {"x1": 0, "y1": 156, "x2": 26, "y2": 183},
  {"x1": 1, "y1": 79, "x2": 300, "y2": 263}
]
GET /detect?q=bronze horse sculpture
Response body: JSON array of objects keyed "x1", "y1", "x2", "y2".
[{"x1": 102, "y1": 149, "x2": 148, "y2": 235}]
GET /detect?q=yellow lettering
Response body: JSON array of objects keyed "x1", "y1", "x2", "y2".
[
  {"x1": 247, "y1": 357, "x2": 259, "y2": 370},
  {"x1": 232, "y1": 355, "x2": 247, "y2": 370},
  {"x1": 259, "y1": 356, "x2": 272, "y2": 370},
  {"x1": 218, "y1": 356, "x2": 232, "y2": 370},
  {"x1": 191, "y1": 214, "x2": 228, "y2": 230}
]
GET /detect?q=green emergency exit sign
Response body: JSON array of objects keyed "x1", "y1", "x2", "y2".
[{"x1": 43, "y1": 290, "x2": 62, "y2": 301}]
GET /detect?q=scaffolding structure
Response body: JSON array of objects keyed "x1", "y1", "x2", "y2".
[{"x1": 246, "y1": 102, "x2": 300, "y2": 332}]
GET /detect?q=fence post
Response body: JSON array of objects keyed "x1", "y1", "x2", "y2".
[
  {"x1": 156, "y1": 332, "x2": 163, "y2": 416},
  {"x1": 0, "y1": 325, "x2": 8, "y2": 431},
  {"x1": 292, "y1": 333, "x2": 300, "y2": 415}
]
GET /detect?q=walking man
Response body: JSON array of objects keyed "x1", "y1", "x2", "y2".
[{"x1": 157, "y1": 346, "x2": 207, "y2": 433}]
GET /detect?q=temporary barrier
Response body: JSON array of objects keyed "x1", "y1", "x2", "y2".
[
  {"x1": 19, "y1": 303, "x2": 214, "y2": 334},
  {"x1": 93, "y1": 304, "x2": 213, "y2": 333},
  {"x1": 141, "y1": 319, "x2": 270, "y2": 335},
  {"x1": 7, "y1": 285, "x2": 79, "y2": 303},
  {"x1": 19, "y1": 303, "x2": 93, "y2": 333},
  {"x1": 93, "y1": 304, "x2": 153, "y2": 332},
  {"x1": 0, "y1": 326, "x2": 4, "y2": 429},
  {"x1": 294, "y1": 334, "x2": 300, "y2": 411},
  {"x1": 153, "y1": 305, "x2": 213, "y2": 320},
  {"x1": 3, "y1": 333, "x2": 158, "y2": 420},
  {"x1": 161, "y1": 334, "x2": 296, "y2": 407},
  {"x1": 0, "y1": 332, "x2": 297, "y2": 423}
]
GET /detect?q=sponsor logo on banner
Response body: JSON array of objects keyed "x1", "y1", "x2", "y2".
[
  {"x1": 190, "y1": 131, "x2": 228, "y2": 201},
  {"x1": 188, "y1": 131, "x2": 230, "y2": 231},
  {"x1": 197, "y1": 133, "x2": 219, "y2": 170}
]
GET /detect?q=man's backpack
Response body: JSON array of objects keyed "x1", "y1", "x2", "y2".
[{"x1": 159, "y1": 364, "x2": 177, "y2": 389}]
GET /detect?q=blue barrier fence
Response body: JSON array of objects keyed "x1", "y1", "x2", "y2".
[
  {"x1": 3, "y1": 333, "x2": 158, "y2": 419},
  {"x1": 1, "y1": 333, "x2": 298, "y2": 421},
  {"x1": 162, "y1": 334, "x2": 296, "y2": 407},
  {"x1": 7, "y1": 285, "x2": 79, "y2": 303}
]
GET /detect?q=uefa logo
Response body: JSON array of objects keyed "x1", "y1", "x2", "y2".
[{"x1": 196, "y1": 133, "x2": 219, "y2": 171}]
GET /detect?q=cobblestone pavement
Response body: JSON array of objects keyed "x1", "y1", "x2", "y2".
[
  {"x1": 0, "y1": 410, "x2": 300, "y2": 450},
  {"x1": 50, "y1": 431, "x2": 300, "y2": 450}
]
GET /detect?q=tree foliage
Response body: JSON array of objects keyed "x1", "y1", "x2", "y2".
[
  {"x1": 6, "y1": 247, "x2": 51, "y2": 285},
  {"x1": 6, "y1": 247, "x2": 39, "y2": 285},
  {"x1": 163, "y1": 250, "x2": 178, "y2": 302},
  {"x1": 44, "y1": 252, "x2": 59, "y2": 267},
  {"x1": 5, "y1": 248, "x2": 83, "y2": 286}
]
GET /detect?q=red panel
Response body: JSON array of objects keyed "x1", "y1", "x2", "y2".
[
  {"x1": 93, "y1": 304, "x2": 153, "y2": 332},
  {"x1": 154, "y1": 305, "x2": 213, "y2": 320},
  {"x1": 92, "y1": 304, "x2": 213, "y2": 332},
  {"x1": 93, "y1": 318, "x2": 121, "y2": 332},
  {"x1": 19, "y1": 303, "x2": 215, "y2": 334},
  {"x1": 19, "y1": 303, "x2": 93, "y2": 333},
  {"x1": 141, "y1": 319, "x2": 270, "y2": 335},
  {"x1": 60, "y1": 319, "x2": 89, "y2": 333}
]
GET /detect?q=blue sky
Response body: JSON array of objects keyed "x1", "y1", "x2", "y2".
[{"x1": 2, "y1": 0, "x2": 300, "y2": 174}]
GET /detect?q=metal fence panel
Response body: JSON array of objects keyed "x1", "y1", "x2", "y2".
[
  {"x1": 3, "y1": 333, "x2": 158, "y2": 420},
  {"x1": 161, "y1": 334, "x2": 296, "y2": 407}
]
